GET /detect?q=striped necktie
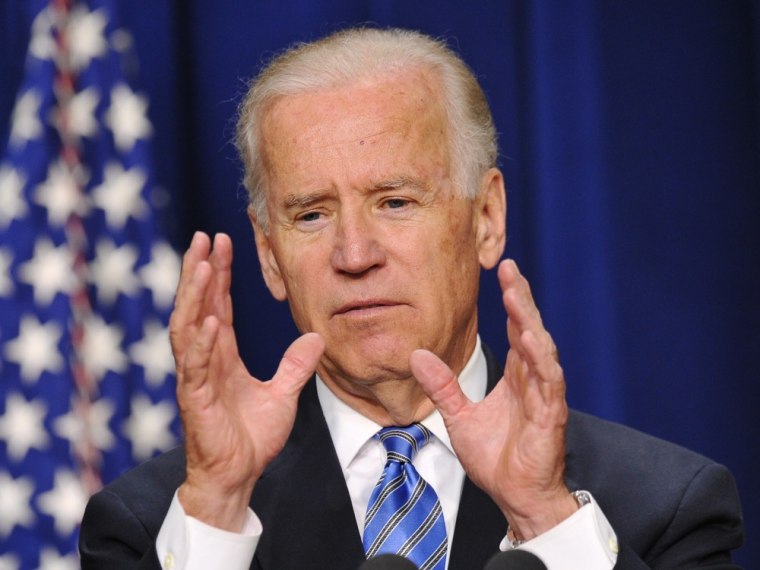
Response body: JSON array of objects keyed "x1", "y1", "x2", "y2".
[{"x1": 363, "y1": 424, "x2": 448, "y2": 570}]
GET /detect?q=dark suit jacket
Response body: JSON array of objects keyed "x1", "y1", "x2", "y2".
[{"x1": 79, "y1": 347, "x2": 743, "y2": 569}]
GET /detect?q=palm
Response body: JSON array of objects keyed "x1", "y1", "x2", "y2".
[
  {"x1": 411, "y1": 259, "x2": 573, "y2": 536},
  {"x1": 171, "y1": 233, "x2": 324, "y2": 528}
]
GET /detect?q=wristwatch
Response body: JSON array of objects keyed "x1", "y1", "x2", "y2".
[{"x1": 506, "y1": 490, "x2": 592, "y2": 549}]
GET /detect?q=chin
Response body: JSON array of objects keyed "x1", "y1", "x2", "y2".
[{"x1": 326, "y1": 342, "x2": 415, "y2": 383}]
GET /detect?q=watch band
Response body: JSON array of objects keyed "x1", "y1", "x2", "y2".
[{"x1": 505, "y1": 490, "x2": 592, "y2": 549}]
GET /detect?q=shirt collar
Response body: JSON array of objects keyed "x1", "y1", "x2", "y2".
[{"x1": 317, "y1": 336, "x2": 488, "y2": 471}]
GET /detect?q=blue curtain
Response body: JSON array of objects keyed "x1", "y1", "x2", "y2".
[{"x1": 2, "y1": 1, "x2": 758, "y2": 565}]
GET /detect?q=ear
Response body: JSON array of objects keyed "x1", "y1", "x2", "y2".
[
  {"x1": 248, "y1": 206, "x2": 288, "y2": 301},
  {"x1": 474, "y1": 167, "x2": 507, "y2": 270}
]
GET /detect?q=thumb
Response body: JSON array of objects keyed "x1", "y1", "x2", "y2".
[
  {"x1": 409, "y1": 349, "x2": 470, "y2": 420},
  {"x1": 271, "y1": 332, "x2": 325, "y2": 396}
]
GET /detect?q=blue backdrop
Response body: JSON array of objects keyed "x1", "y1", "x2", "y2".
[{"x1": 2, "y1": 1, "x2": 758, "y2": 565}]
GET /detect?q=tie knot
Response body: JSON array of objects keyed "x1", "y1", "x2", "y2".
[{"x1": 376, "y1": 423, "x2": 431, "y2": 463}]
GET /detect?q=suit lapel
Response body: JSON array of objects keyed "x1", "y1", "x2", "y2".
[
  {"x1": 449, "y1": 345, "x2": 507, "y2": 569},
  {"x1": 250, "y1": 378, "x2": 364, "y2": 570}
]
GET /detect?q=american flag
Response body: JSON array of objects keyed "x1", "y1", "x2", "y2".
[{"x1": 0, "y1": 1, "x2": 181, "y2": 568}]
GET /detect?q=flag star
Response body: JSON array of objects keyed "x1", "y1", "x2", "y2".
[
  {"x1": 0, "y1": 471, "x2": 35, "y2": 538},
  {"x1": 0, "y1": 248, "x2": 14, "y2": 297},
  {"x1": 38, "y1": 548, "x2": 79, "y2": 570},
  {"x1": 9, "y1": 90, "x2": 43, "y2": 147},
  {"x1": 53, "y1": 87, "x2": 100, "y2": 140},
  {"x1": 0, "y1": 164, "x2": 28, "y2": 228},
  {"x1": 81, "y1": 314, "x2": 128, "y2": 381},
  {"x1": 0, "y1": 552, "x2": 19, "y2": 570},
  {"x1": 89, "y1": 240, "x2": 140, "y2": 304},
  {"x1": 128, "y1": 321, "x2": 175, "y2": 387},
  {"x1": 17, "y1": 238, "x2": 77, "y2": 306},
  {"x1": 36, "y1": 470, "x2": 89, "y2": 537},
  {"x1": 122, "y1": 395, "x2": 176, "y2": 461},
  {"x1": 104, "y1": 84, "x2": 153, "y2": 151},
  {"x1": 53, "y1": 398, "x2": 115, "y2": 452},
  {"x1": 66, "y1": 6, "x2": 108, "y2": 71},
  {"x1": 29, "y1": 6, "x2": 55, "y2": 60},
  {"x1": 91, "y1": 162, "x2": 148, "y2": 228},
  {"x1": 139, "y1": 241, "x2": 180, "y2": 308},
  {"x1": 0, "y1": 393, "x2": 50, "y2": 462},
  {"x1": 3, "y1": 315, "x2": 64, "y2": 384},
  {"x1": 34, "y1": 159, "x2": 90, "y2": 226}
]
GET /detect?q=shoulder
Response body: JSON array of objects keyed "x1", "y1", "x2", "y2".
[
  {"x1": 565, "y1": 410, "x2": 743, "y2": 561},
  {"x1": 566, "y1": 409, "x2": 714, "y2": 478}
]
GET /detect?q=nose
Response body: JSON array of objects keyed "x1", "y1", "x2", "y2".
[{"x1": 330, "y1": 210, "x2": 386, "y2": 275}]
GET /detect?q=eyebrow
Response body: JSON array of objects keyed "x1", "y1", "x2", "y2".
[
  {"x1": 283, "y1": 192, "x2": 330, "y2": 210},
  {"x1": 369, "y1": 176, "x2": 428, "y2": 193},
  {"x1": 281, "y1": 177, "x2": 429, "y2": 210}
]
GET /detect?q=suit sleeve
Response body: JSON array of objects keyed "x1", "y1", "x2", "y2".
[
  {"x1": 613, "y1": 462, "x2": 744, "y2": 569},
  {"x1": 79, "y1": 487, "x2": 163, "y2": 570}
]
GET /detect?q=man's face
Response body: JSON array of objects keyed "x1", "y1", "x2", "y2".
[{"x1": 253, "y1": 68, "x2": 504, "y2": 389}]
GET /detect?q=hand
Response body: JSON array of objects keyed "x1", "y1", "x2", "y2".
[
  {"x1": 170, "y1": 232, "x2": 324, "y2": 531},
  {"x1": 409, "y1": 259, "x2": 576, "y2": 540}
]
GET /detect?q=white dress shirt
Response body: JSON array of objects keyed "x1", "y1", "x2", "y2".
[{"x1": 156, "y1": 337, "x2": 618, "y2": 569}]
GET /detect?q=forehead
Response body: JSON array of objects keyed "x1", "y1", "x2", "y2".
[{"x1": 259, "y1": 68, "x2": 450, "y2": 185}]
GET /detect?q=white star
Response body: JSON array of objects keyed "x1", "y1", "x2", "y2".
[
  {"x1": 129, "y1": 321, "x2": 175, "y2": 387},
  {"x1": 139, "y1": 241, "x2": 180, "y2": 308},
  {"x1": 38, "y1": 548, "x2": 79, "y2": 570},
  {"x1": 0, "y1": 248, "x2": 14, "y2": 297},
  {"x1": 34, "y1": 159, "x2": 90, "y2": 226},
  {"x1": 0, "y1": 552, "x2": 20, "y2": 570},
  {"x1": 9, "y1": 90, "x2": 43, "y2": 148},
  {"x1": 81, "y1": 314, "x2": 128, "y2": 381},
  {"x1": 0, "y1": 471, "x2": 35, "y2": 538},
  {"x1": 104, "y1": 84, "x2": 152, "y2": 152},
  {"x1": 89, "y1": 239, "x2": 140, "y2": 304},
  {"x1": 122, "y1": 395, "x2": 176, "y2": 461},
  {"x1": 66, "y1": 6, "x2": 108, "y2": 71},
  {"x1": 0, "y1": 164, "x2": 28, "y2": 228},
  {"x1": 53, "y1": 398, "x2": 115, "y2": 452},
  {"x1": 29, "y1": 6, "x2": 55, "y2": 60},
  {"x1": 3, "y1": 314, "x2": 64, "y2": 384},
  {"x1": 0, "y1": 393, "x2": 50, "y2": 462},
  {"x1": 36, "y1": 469, "x2": 89, "y2": 537},
  {"x1": 52, "y1": 87, "x2": 99, "y2": 140},
  {"x1": 91, "y1": 162, "x2": 148, "y2": 228},
  {"x1": 17, "y1": 238, "x2": 77, "y2": 306}
]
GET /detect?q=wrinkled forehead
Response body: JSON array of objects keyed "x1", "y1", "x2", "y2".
[{"x1": 258, "y1": 68, "x2": 452, "y2": 185}]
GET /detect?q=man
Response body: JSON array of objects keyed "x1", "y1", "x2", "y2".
[{"x1": 79, "y1": 28, "x2": 743, "y2": 569}]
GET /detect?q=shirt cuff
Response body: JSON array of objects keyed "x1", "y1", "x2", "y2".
[
  {"x1": 155, "y1": 490, "x2": 261, "y2": 570},
  {"x1": 498, "y1": 491, "x2": 619, "y2": 569}
]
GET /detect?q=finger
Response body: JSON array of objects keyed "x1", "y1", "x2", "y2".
[
  {"x1": 208, "y1": 233, "x2": 234, "y2": 323},
  {"x1": 180, "y1": 315, "x2": 220, "y2": 392},
  {"x1": 271, "y1": 332, "x2": 325, "y2": 396},
  {"x1": 498, "y1": 259, "x2": 541, "y2": 329},
  {"x1": 499, "y1": 261, "x2": 556, "y2": 359},
  {"x1": 409, "y1": 349, "x2": 471, "y2": 420},
  {"x1": 520, "y1": 329, "x2": 565, "y2": 402},
  {"x1": 175, "y1": 232, "x2": 211, "y2": 306},
  {"x1": 170, "y1": 259, "x2": 213, "y2": 338}
]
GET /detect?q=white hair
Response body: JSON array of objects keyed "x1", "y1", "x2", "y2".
[{"x1": 235, "y1": 27, "x2": 498, "y2": 230}]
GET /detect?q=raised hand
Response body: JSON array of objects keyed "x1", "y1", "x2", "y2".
[
  {"x1": 409, "y1": 259, "x2": 576, "y2": 540},
  {"x1": 170, "y1": 232, "x2": 324, "y2": 531}
]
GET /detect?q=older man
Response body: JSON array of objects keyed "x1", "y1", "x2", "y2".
[{"x1": 80, "y1": 28, "x2": 743, "y2": 569}]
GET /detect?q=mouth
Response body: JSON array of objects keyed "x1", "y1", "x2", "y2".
[{"x1": 333, "y1": 300, "x2": 400, "y2": 316}]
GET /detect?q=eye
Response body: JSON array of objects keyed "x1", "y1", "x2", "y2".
[
  {"x1": 382, "y1": 198, "x2": 410, "y2": 209},
  {"x1": 298, "y1": 211, "x2": 322, "y2": 222}
]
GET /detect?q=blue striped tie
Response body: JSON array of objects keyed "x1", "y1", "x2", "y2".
[{"x1": 363, "y1": 424, "x2": 448, "y2": 570}]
